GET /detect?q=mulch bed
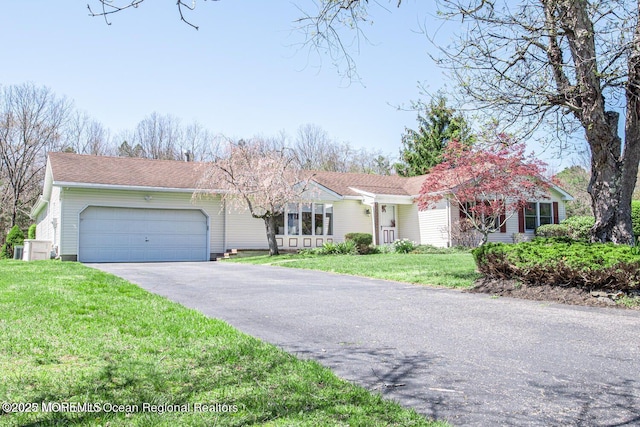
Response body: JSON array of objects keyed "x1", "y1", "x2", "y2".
[{"x1": 466, "y1": 277, "x2": 640, "y2": 310}]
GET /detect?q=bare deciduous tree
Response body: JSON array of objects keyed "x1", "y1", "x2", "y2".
[
  {"x1": 183, "y1": 122, "x2": 219, "y2": 161},
  {"x1": 86, "y1": 0, "x2": 218, "y2": 30},
  {"x1": 0, "y1": 83, "x2": 71, "y2": 233},
  {"x1": 292, "y1": 123, "x2": 393, "y2": 174},
  {"x1": 64, "y1": 111, "x2": 110, "y2": 155},
  {"x1": 133, "y1": 112, "x2": 183, "y2": 160}
]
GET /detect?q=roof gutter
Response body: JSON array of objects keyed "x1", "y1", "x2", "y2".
[
  {"x1": 52, "y1": 181, "x2": 227, "y2": 194},
  {"x1": 30, "y1": 196, "x2": 49, "y2": 219}
]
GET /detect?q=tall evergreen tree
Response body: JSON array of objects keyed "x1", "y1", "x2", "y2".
[{"x1": 394, "y1": 95, "x2": 472, "y2": 177}]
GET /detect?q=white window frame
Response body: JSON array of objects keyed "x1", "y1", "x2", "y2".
[{"x1": 524, "y1": 202, "x2": 553, "y2": 231}]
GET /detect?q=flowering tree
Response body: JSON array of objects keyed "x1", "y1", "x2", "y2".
[
  {"x1": 195, "y1": 139, "x2": 313, "y2": 256},
  {"x1": 417, "y1": 139, "x2": 549, "y2": 245}
]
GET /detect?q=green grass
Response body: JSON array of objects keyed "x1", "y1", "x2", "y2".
[
  {"x1": 229, "y1": 253, "x2": 480, "y2": 289},
  {"x1": 0, "y1": 260, "x2": 446, "y2": 427}
]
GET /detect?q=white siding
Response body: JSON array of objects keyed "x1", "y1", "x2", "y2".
[
  {"x1": 59, "y1": 188, "x2": 223, "y2": 259},
  {"x1": 397, "y1": 204, "x2": 420, "y2": 243},
  {"x1": 333, "y1": 199, "x2": 372, "y2": 241},
  {"x1": 35, "y1": 186, "x2": 62, "y2": 257},
  {"x1": 417, "y1": 199, "x2": 451, "y2": 247},
  {"x1": 225, "y1": 208, "x2": 269, "y2": 250},
  {"x1": 486, "y1": 214, "x2": 519, "y2": 244}
]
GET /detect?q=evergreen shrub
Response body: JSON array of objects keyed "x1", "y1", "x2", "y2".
[
  {"x1": 1, "y1": 226, "x2": 25, "y2": 259},
  {"x1": 472, "y1": 239, "x2": 640, "y2": 291},
  {"x1": 561, "y1": 216, "x2": 595, "y2": 242},
  {"x1": 28, "y1": 224, "x2": 37, "y2": 240},
  {"x1": 535, "y1": 224, "x2": 569, "y2": 238},
  {"x1": 345, "y1": 233, "x2": 373, "y2": 254}
]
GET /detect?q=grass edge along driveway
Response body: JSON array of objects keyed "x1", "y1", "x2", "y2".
[
  {"x1": 227, "y1": 252, "x2": 480, "y2": 289},
  {"x1": 0, "y1": 260, "x2": 447, "y2": 427}
]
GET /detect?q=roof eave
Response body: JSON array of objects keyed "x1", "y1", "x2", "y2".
[
  {"x1": 348, "y1": 187, "x2": 414, "y2": 204},
  {"x1": 550, "y1": 184, "x2": 574, "y2": 201}
]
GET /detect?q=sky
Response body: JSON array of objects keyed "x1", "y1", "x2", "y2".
[{"x1": 1, "y1": 1, "x2": 577, "y2": 171}]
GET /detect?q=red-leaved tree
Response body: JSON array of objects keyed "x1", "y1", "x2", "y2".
[
  {"x1": 195, "y1": 139, "x2": 313, "y2": 256},
  {"x1": 417, "y1": 139, "x2": 550, "y2": 245}
]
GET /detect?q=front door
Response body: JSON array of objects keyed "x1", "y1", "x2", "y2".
[{"x1": 379, "y1": 204, "x2": 397, "y2": 244}]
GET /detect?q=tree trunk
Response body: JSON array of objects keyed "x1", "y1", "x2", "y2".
[
  {"x1": 264, "y1": 215, "x2": 280, "y2": 256},
  {"x1": 479, "y1": 230, "x2": 489, "y2": 246},
  {"x1": 620, "y1": 7, "x2": 640, "y2": 246},
  {"x1": 586, "y1": 112, "x2": 635, "y2": 244},
  {"x1": 561, "y1": 1, "x2": 639, "y2": 245}
]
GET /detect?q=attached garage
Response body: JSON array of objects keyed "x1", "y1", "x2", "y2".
[{"x1": 79, "y1": 206, "x2": 209, "y2": 262}]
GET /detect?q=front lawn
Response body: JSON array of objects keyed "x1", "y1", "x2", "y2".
[
  {"x1": 0, "y1": 260, "x2": 445, "y2": 426},
  {"x1": 229, "y1": 253, "x2": 480, "y2": 289}
]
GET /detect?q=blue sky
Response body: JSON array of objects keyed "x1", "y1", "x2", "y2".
[{"x1": 1, "y1": 1, "x2": 575, "y2": 170}]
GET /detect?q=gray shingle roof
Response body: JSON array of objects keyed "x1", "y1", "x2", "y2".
[
  {"x1": 48, "y1": 152, "x2": 205, "y2": 189},
  {"x1": 48, "y1": 152, "x2": 426, "y2": 196}
]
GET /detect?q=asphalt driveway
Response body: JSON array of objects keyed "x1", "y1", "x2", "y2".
[{"x1": 89, "y1": 262, "x2": 640, "y2": 426}]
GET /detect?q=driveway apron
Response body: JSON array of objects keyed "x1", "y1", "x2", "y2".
[{"x1": 89, "y1": 262, "x2": 640, "y2": 426}]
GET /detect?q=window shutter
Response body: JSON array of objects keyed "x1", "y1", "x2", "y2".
[
  {"x1": 553, "y1": 202, "x2": 559, "y2": 224},
  {"x1": 518, "y1": 208, "x2": 525, "y2": 233},
  {"x1": 500, "y1": 207, "x2": 507, "y2": 233}
]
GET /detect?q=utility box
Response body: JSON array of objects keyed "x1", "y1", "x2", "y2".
[
  {"x1": 13, "y1": 245, "x2": 24, "y2": 260},
  {"x1": 22, "y1": 240, "x2": 52, "y2": 261}
]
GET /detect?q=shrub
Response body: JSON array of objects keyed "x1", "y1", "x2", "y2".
[
  {"x1": 298, "y1": 247, "x2": 322, "y2": 256},
  {"x1": 410, "y1": 244, "x2": 470, "y2": 254},
  {"x1": 561, "y1": 216, "x2": 595, "y2": 242},
  {"x1": 376, "y1": 244, "x2": 394, "y2": 254},
  {"x1": 345, "y1": 233, "x2": 373, "y2": 254},
  {"x1": 312, "y1": 241, "x2": 358, "y2": 256},
  {"x1": 632, "y1": 200, "x2": 640, "y2": 238},
  {"x1": 392, "y1": 238, "x2": 417, "y2": 254},
  {"x1": 472, "y1": 239, "x2": 640, "y2": 291},
  {"x1": 1, "y1": 225, "x2": 25, "y2": 259},
  {"x1": 535, "y1": 224, "x2": 569, "y2": 238},
  {"x1": 319, "y1": 242, "x2": 339, "y2": 255},
  {"x1": 28, "y1": 224, "x2": 36, "y2": 239},
  {"x1": 333, "y1": 241, "x2": 357, "y2": 255}
]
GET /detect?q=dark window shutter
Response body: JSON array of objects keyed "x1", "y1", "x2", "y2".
[
  {"x1": 553, "y1": 202, "x2": 559, "y2": 224},
  {"x1": 518, "y1": 208, "x2": 525, "y2": 233}
]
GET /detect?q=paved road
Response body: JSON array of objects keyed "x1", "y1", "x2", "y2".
[{"x1": 89, "y1": 262, "x2": 640, "y2": 426}]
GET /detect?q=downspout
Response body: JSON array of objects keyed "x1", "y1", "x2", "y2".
[
  {"x1": 373, "y1": 202, "x2": 380, "y2": 245},
  {"x1": 446, "y1": 199, "x2": 452, "y2": 247},
  {"x1": 222, "y1": 198, "x2": 227, "y2": 254}
]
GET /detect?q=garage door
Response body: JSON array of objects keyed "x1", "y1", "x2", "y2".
[{"x1": 79, "y1": 207, "x2": 208, "y2": 262}]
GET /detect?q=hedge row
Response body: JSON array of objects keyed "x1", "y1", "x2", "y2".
[{"x1": 472, "y1": 239, "x2": 640, "y2": 291}]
